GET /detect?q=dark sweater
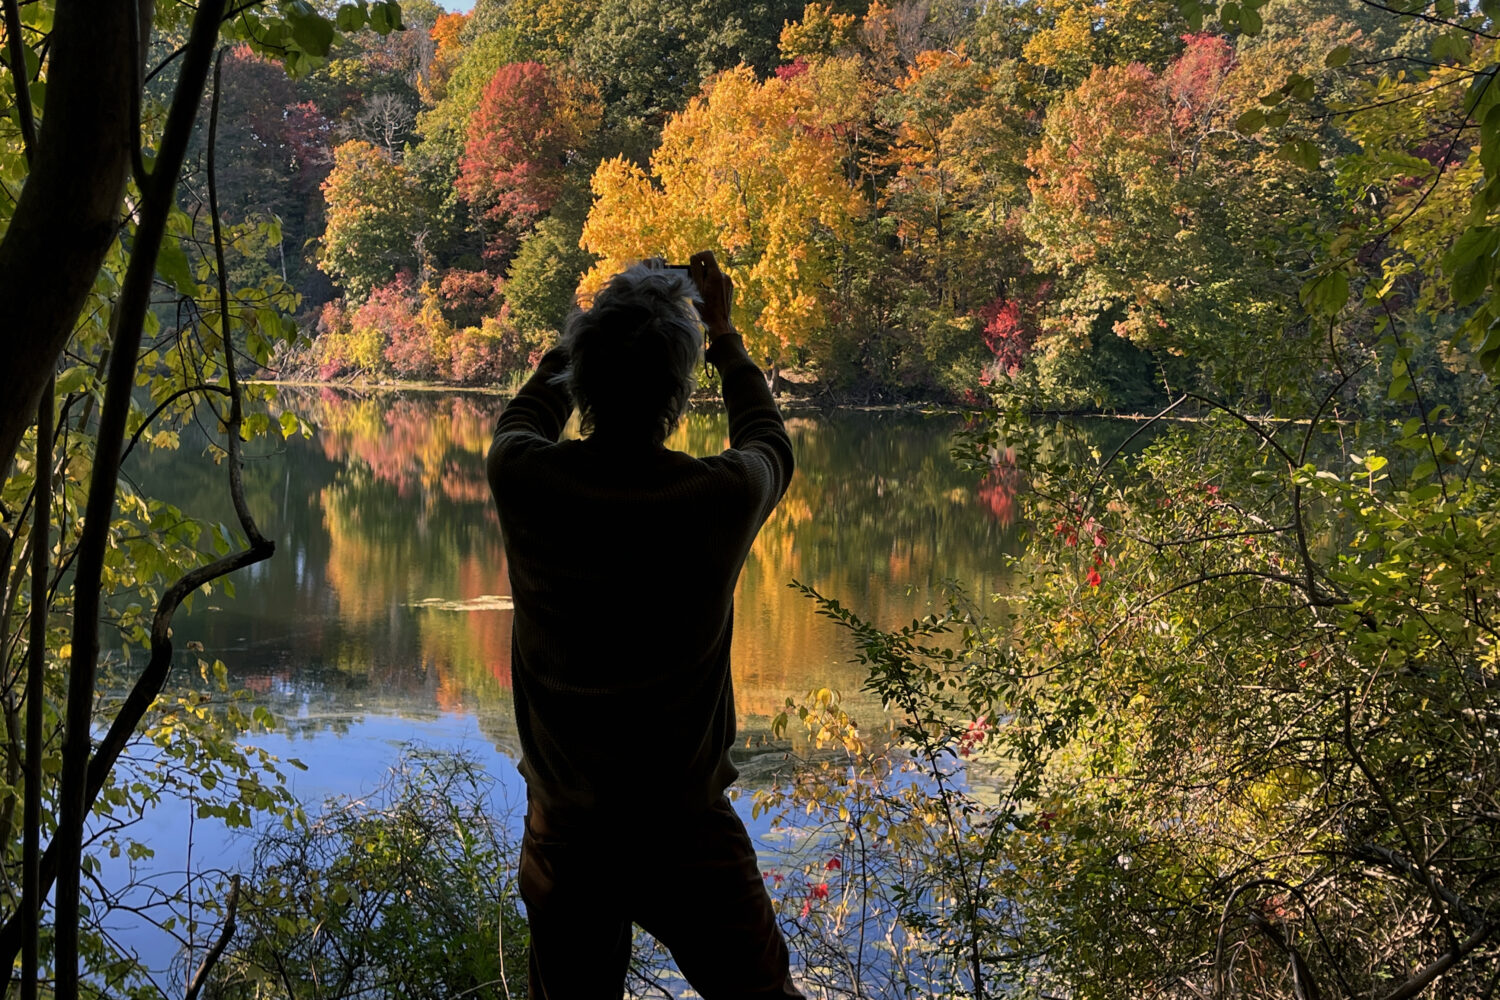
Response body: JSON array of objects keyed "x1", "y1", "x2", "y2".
[{"x1": 487, "y1": 333, "x2": 795, "y2": 824}]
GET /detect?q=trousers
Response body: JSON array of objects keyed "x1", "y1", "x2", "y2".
[{"x1": 518, "y1": 793, "x2": 804, "y2": 999}]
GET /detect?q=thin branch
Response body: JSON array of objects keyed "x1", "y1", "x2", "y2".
[
  {"x1": 1089, "y1": 394, "x2": 1190, "y2": 488},
  {"x1": 1181, "y1": 392, "x2": 1297, "y2": 466},
  {"x1": 1303, "y1": 71, "x2": 1486, "y2": 122},
  {"x1": 129, "y1": 0, "x2": 149, "y2": 190},
  {"x1": 1339, "y1": 83, "x2": 1485, "y2": 269},
  {"x1": 1341, "y1": 690, "x2": 1457, "y2": 948},
  {"x1": 2, "y1": 0, "x2": 37, "y2": 160},
  {"x1": 1353, "y1": 843, "x2": 1483, "y2": 932},
  {"x1": 20, "y1": 377, "x2": 50, "y2": 1000},
  {"x1": 1373, "y1": 922, "x2": 1495, "y2": 1000},
  {"x1": 1354, "y1": 0, "x2": 1500, "y2": 40},
  {"x1": 182, "y1": 874, "x2": 240, "y2": 1000},
  {"x1": 208, "y1": 48, "x2": 270, "y2": 552},
  {"x1": 51, "y1": 0, "x2": 228, "y2": 993},
  {"x1": 145, "y1": 44, "x2": 187, "y2": 85},
  {"x1": 119, "y1": 383, "x2": 231, "y2": 465}
]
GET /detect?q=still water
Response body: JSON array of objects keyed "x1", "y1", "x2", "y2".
[
  {"x1": 156, "y1": 389, "x2": 1019, "y2": 753},
  {"x1": 109, "y1": 388, "x2": 1021, "y2": 976}
]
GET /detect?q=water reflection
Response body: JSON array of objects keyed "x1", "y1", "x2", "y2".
[{"x1": 150, "y1": 390, "x2": 1018, "y2": 753}]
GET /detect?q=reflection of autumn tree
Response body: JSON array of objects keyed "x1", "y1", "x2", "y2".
[
  {"x1": 668, "y1": 407, "x2": 1020, "y2": 721},
  {"x1": 306, "y1": 391, "x2": 494, "y2": 504},
  {"x1": 274, "y1": 391, "x2": 1037, "y2": 728},
  {"x1": 283, "y1": 390, "x2": 516, "y2": 710},
  {"x1": 977, "y1": 446, "x2": 1020, "y2": 527}
]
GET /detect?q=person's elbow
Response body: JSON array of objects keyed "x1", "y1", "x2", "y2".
[{"x1": 486, "y1": 433, "x2": 522, "y2": 503}]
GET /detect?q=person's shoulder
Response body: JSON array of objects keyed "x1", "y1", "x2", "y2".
[
  {"x1": 493, "y1": 430, "x2": 579, "y2": 461},
  {"x1": 488, "y1": 434, "x2": 581, "y2": 495}
]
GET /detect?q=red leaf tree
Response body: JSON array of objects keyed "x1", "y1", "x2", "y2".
[{"x1": 456, "y1": 61, "x2": 599, "y2": 261}]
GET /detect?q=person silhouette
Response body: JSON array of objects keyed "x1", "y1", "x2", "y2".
[{"x1": 487, "y1": 250, "x2": 802, "y2": 998}]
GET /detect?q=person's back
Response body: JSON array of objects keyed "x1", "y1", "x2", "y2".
[{"x1": 488, "y1": 252, "x2": 803, "y2": 999}]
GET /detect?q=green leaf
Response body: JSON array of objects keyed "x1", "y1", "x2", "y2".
[
  {"x1": 1299, "y1": 269, "x2": 1348, "y2": 317},
  {"x1": 1220, "y1": 2, "x2": 1241, "y2": 29},
  {"x1": 286, "y1": 2, "x2": 335, "y2": 57},
  {"x1": 1452, "y1": 258, "x2": 1489, "y2": 306},
  {"x1": 1325, "y1": 44, "x2": 1352, "y2": 68},
  {"x1": 335, "y1": 2, "x2": 366, "y2": 31},
  {"x1": 1480, "y1": 106, "x2": 1500, "y2": 173},
  {"x1": 1240, "y1": 6, "x2": 1261, "y2": 34},
  {"x1": 1286, "y1": 74, "x2": 1315, "y2": 102},
  {"x1": 1463, "y1": 67, "x2": 1499, "y2": 118},
  {"x1": 1477, "y1": 321, "x2": 1500, "y2": 372},
  {"x1": 1277, "y1": 138, "x2": 1320, "y2": 169},
  {"x1": 1235, "y1": 108, "x2": 1266, "y2": 133},
  {"x1": 370, "y1": 0, "x2": 402, "y2": 33},
  {"x1": 1431, "y1": 30, "x2": 1473, "y2": 64},
  {"x1": 56, "y1": 365, "x2": 93, "y2": 396},
  {"x1": 156, "y1": 238, "x2": 196, "y2": 295}
]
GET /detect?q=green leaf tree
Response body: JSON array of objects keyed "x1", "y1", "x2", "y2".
[{"x1": 318, "y1": 138, "x2": 431, "y2": 299}]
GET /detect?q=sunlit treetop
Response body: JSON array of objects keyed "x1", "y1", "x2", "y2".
[{"x1": 580, "y1": 65, "x2": 866, "y2": 363}]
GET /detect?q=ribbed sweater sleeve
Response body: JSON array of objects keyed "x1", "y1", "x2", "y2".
[
  {"x1": 705, "y1": 333, "x2": 794, "y2": 517},
  {"x1": 488, "y1": 345, "x2": 572, "y2": 473}
]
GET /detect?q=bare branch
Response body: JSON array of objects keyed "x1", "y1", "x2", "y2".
[{"x1": 183, "y1": 874, "x2": 241, "y2": 1000}]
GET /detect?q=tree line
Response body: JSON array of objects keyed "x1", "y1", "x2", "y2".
[{"x1": 209, "y1": 0, "x2": 1439, "y2": 406}]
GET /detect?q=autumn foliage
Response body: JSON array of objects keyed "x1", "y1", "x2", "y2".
[
  {"x1": 315, "y1": 273, "x2": 522, "y2": 385},
  {"x1": 296, "y1": 0, "x2": 1369, "y2": 407},
  {"x1": 581, "y1": 66, "x2": 865, "y2": 362},
  {"x1": 457, "y1": 61, "x2": 599, "y2": 259}
]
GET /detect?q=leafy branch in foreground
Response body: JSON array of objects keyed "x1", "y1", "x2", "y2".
[{"x1": 1, "y1": 0, "x2": 401, "y2": 993}]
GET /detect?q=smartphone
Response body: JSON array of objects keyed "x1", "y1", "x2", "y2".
[{"x1": 663, "y1": 263, "x2": 700, "y2": 295}]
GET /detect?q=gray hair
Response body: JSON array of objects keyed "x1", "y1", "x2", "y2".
[{"x1": 559, "y1": 262, "x2": 704, "y2": 444}]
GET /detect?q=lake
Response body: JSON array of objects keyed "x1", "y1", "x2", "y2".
[
  {"x1": 104, "y1": 387, "x2": 1024, "y2": 980},
  {"x1": 144, "y1": 389, "x2": 1020, "y2": 748}
]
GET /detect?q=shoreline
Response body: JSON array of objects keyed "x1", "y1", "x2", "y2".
[{"x1": 249, "y1": 377, "x2": 1213, "y2": 421}]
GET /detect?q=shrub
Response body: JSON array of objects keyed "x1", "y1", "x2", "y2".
[
  {"x1": 436, "y1": 267, "x2": 505, "y2": 329},
  {"x1": 206, "y1": 750, "x2": 529, "y2": 1000}
]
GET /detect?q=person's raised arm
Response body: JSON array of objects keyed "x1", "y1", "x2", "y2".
[
  {"x1": 488, "y1": 343, "x2": 572, "y2": 476},
  {"x1": 692, "y1": 251, "x2": 794, "y2": 508}
]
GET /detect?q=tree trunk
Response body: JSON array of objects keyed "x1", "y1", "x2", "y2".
[{"x1": 0, "y1": 0, "x2": 143, "y2": 479}]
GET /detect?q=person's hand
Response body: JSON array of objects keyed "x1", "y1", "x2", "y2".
[{"x1": 689, "y1": 250, "x2": 735, "y2": 343}]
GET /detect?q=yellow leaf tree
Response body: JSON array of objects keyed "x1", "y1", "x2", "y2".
[
  {"x1": 580, "y1": 65, "x2": 866, "y2": 364},
  {"x1": 1023, "y1": 0, "x2": 1187, "y2": 86}
]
